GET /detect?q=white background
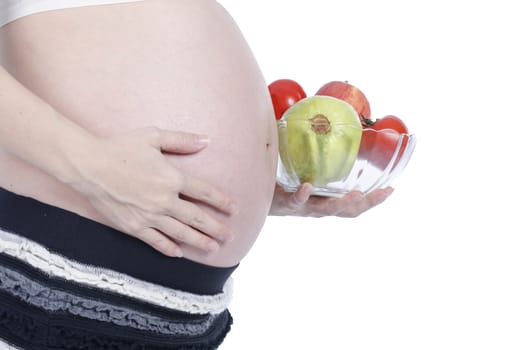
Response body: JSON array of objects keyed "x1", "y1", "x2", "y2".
[{"x1": 218, "y1": 1, "x2": 528, "y2": 349}]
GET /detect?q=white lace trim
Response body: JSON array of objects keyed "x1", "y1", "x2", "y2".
[
  {"x1": 0, "y1": 339, "x2": 20, "y2": 350},
  {"x1": 0, "y1": 228, "x2": 232, "y2": 315}
]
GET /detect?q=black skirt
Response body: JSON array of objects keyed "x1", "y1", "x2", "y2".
[{"x1": 0, "y1": 187, "x2": 237, "y2": 349}]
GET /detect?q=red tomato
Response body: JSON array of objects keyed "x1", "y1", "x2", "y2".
[
  {"x1": 359, "y1": 115, "x2": 409, "y2": 170},
  {"x1": 268, "y1": 79, "x2": 307, "y2": 120},
  {"x1": 371, "y1": 115, "x2": 408, "y2": 134}
]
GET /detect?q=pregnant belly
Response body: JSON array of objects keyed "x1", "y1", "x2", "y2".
[{"x1": 0, "y1": 0, "x2": 278, "y2": 267}]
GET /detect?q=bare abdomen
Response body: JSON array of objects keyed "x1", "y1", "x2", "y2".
[{"x1": 0, "y1": 0, "x2": 278, "y2": 267}]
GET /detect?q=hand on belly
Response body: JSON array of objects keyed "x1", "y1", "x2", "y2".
[{"x1": 69, "y1": 127, "x2": 239, "y2": 258}]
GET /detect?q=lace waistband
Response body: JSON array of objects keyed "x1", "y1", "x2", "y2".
[
  {"x1": 0, "y1": 229, "x2": 232, "y2": 315},
  {"x1": 0, "y1": 187, "x2": 238, "y2": 295}
]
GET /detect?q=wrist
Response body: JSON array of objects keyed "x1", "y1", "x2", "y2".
[{"x1": 48, "y1": 111, "x2": 102, "y2": 190}]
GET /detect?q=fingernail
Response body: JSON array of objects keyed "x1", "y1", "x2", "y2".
[
  {"x1": 225, "y1": 232, "x2": 235, "y2": 242},
  {"x1": 383, "y1": 187, "x2": 394, "y2": 197},
  {"x1": 219, "y1": 227, "x2": 234, "y2": 242},
  {"x1": 208, "y1": 241, "x2": 220, "y2": 252},
  {"x1": 170, "y1": 247, "x2": 184, "y2": 258},
  {"x1": 228, "y1": 202, "x2": 240, "y2": 215},
  {"x1": 300, "y1": 184, "x2": 313, "y2": 201},
  {"x1": 196, "y1": 134, "x2": 210, "y2": 145}
]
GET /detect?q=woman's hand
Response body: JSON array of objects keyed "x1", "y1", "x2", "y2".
[
  {"x1": 0, "y1": 67, "x2": 234, "y2": 257},
  {"x1": 269, "y1": 183, "x2": 393, "y2": 217},
  {"x1": 71, "y1": 127, "x2": 237, "y2": 257}
]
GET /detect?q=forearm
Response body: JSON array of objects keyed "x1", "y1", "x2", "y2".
[{"x1": 0, "y1": 65, "x2": 96, "y2": 186}]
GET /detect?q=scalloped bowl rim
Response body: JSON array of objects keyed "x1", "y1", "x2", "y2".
[{"x1": 276, "y1": 125, "x2": 417, "y2": 196}]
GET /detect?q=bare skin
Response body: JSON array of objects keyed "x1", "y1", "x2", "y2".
[
  {"x1": 0, "y1": 0, "x2": 392, "y2": 268},
  {"x1": 0, "y1": 0, "x2": 276, "y2": 267}
]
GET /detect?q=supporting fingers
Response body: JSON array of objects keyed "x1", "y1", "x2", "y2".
[
  {"x1": 289, "y1": 183, "x2": 312, "y2": 208},
  {"x1": 173, "y1": 198, "x2": 233, "y2": 243},
  {"x1": 337, "y1": 187, "x2": 394, "y2": 217},
  {"x1": 134, "y1": 227, "x2": 183, "y2": 257},
  {"x1": 155, "y1": 215, "x2": 221, "y2": 253},
  {"x1": 362, "y1": 187, "x2": 394, "y2": 210},
  {"x1": 179, "y1": 175, "x2": 238, "y2": 215},
  {"x1": 305, "y1": 190, "x2": 364, "y2": 217}
]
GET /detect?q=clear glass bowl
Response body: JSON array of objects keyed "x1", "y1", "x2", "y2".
[{"x1": 277, "y1": 120, "x2": 417, "y2": 197}]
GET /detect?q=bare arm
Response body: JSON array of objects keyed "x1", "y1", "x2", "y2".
[
  {"x1": 0, "y1": 65, "x2": 236, "y2": 257},
  {"x1": 0, "y1": 66, "x2": 96, "y2": 184}
]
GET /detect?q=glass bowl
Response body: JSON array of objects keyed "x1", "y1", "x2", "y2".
[{"x1": 276, "y1": 120, "x2": 417, "y2": 197}]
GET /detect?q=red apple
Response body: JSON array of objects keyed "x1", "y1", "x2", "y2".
[{"x1": 316, "y1": 81, "x2": 371, "y2": 125}]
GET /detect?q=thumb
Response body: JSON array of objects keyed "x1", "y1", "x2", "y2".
[
  {"x1": 157, "y1": 130, "x2": 210, "y2": 154},
  {"x1": 289, "y1": 183, "x2": 312, "y2": 207}
]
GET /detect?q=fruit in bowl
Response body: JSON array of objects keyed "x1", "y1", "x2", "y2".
[
  {"x1": 268, "y1": 79, "x2": 307, "y2": 120},
  {"x1": 270, "y1": 79, "x2": 416, "y2": 196},
  {"x1": 277, "y1": 95, "x2": 363, "y2": 187},
  {"x1": 316, "y1": 81, "x2": 413, "y2": 171},
  {"x1": 359, "y1": 114, "x2": 409, "y2": 169}
]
